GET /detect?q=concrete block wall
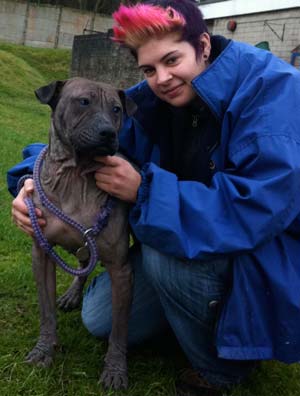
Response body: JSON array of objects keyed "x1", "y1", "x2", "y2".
[
  {"x1": 93, "y1": 14, "x2": 113, "y2": 34},
  {"x1": 57, "y1": 7, "x2": 92, "y2": 48},
  {"x1": 211, "y1": 7, "x2": 300, "y2": 64},
  {"x1": 25, "y1": 4, "x2": 61, "y2": 47},
  {"x1": 0, "y1": 0, "x2": 113, "y2": 48},
  {"x1": 0, "y1": 0, "x2": 27, "y2": 44}
]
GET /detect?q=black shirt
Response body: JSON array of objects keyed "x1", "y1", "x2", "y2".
[
  {"x1": 169, "y1": 99, "x2": 220, "y2": 184},
  {"x1": 166, "y1": 35, "x2": 230, "y2": 184}
]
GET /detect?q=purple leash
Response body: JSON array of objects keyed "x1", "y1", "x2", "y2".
[{"x1": 24, "y1": 146, "x2": 115, "y2": 277}]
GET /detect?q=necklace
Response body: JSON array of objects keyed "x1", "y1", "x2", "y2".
[{"x1": 192, "y1": 114, "x2": 200, "y2": 128}]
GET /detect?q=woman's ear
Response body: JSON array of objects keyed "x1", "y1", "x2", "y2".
[{"x1": 199, "y1": 32, "x2": 211, "y2": 60}]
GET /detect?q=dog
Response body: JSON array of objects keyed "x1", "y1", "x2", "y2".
[{"x1": 25, "y1": 77, "x2": 136, "y2": 390}]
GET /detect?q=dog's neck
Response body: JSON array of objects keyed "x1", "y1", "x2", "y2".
[
  {"x1": 46, "y1": 125, "x2": 100, "y2": 174},
  {"x1": 40, "y1": 126, "x2": 103, "y2": 201},
  {"x1": 47, "y1": 125, "x2": 77, "y2": 166}
]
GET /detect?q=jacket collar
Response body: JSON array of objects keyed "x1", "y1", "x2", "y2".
[{"x1": 191, "y1": 36, "x2": 235, "y2": 121}]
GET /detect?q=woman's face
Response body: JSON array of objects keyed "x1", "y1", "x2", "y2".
[{"x1": 137, "y1": 32, "x2": 211, "y2": 107}]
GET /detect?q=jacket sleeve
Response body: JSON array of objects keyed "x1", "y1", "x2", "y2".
[
  {"x1": 7, "y1": 143, "x2": 46, "y2": 197},
  {"x1": 129, "y1": 134, "x2": 300, "y2": 259}
]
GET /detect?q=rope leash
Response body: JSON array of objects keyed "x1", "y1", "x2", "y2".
[{"x1": 25, "y1": 146, "x2": 115, "y2": 277}]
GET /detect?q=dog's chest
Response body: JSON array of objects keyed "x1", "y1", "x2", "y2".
[{"x1": 33, "y1": 170, "x2": 108, "y2": 251}]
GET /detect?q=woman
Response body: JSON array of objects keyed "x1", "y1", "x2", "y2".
[{"x1": 9, "y1": 1, "x2": 300, "y2": 395}]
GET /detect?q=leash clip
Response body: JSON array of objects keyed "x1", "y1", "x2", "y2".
[{"x1": 83, "y1": 227, "x2": 95, "y2": 241}]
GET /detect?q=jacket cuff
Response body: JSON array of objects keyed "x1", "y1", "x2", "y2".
[
  {"x1": 130, "y1": 163, "x2": 153, "y2": 224},
  {"x1": 135, "y1": 164, "x2": 152, "y2": 206}
]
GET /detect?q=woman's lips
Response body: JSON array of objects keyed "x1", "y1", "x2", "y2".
[{"x1": 163, "y1": 84, "x2": 184, "y2": 98}]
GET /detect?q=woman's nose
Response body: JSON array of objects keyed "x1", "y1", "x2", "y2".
[{"x1": 156, "y1": 67, "x2": 172, "y2": 85}]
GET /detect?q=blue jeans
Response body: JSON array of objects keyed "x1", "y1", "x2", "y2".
[{"x1": 82, "y1": 244, "x2": 255, "y2": 387}]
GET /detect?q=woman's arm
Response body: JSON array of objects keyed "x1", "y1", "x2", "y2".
[{"x1": 129, "y1": 134, "x2": 300, "y2": 259}]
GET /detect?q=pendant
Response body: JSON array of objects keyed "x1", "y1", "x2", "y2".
[
  {"x1": 75, "y1": 244, "x2": 90, "y2": 262},
  {"x1": 192, "y1": 115, "x2": 199, "y2": 128}
]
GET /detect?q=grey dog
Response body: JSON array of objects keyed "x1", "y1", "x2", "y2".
[{"x1": 26, "y1": 77, "x2": 136, "y2": 389}]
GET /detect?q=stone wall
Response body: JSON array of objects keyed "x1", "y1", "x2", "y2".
[{"x1": 70, "y1": 33, "x2": 142, "y2": 89}]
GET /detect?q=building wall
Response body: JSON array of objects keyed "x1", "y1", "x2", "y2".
[
  {"x1": 200, "y1": 0, "x2": 299, "y2": 19},
  {"x1": 0, "y1": 0, "x2": 299, "y2": 67},
  {"x1": 209, "y1": 7, "x2": 300, "y2": 64},
  {"x1": 0, "y1": 0, "x2": 112, "y2": 48}
]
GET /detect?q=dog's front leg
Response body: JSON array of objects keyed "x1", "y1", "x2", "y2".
[
  {"x1": 26, "y1": 241, "x2": 58, "y2": 367},
  {"x1": 57, "y1": 270, "x2": 87, "y2": 312},
  {"x1": 99, "y1": 261, "x2": 133, "y2": 390}
]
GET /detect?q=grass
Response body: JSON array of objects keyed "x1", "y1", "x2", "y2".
[{"x1": 1, "y1": 40, "x2": 300, "y2": 396}]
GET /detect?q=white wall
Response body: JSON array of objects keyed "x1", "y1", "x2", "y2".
[
  {"x1": 211, "y1": 7, "x2": 300, "y2": 64},
  {"x1": 200, "y1": 0, "x2": 300, "y2": 19}
]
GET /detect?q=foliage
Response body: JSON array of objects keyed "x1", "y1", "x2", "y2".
[{"x1": 1, "y1": 40, "x2": 300, "y2": 396}]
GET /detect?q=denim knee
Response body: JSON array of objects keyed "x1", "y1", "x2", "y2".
[
  {"x1": 81, "y1": 273, "x2": 112, "y2": 339},
  {"x1": 81, "y1": 306, "x2": 111, "y2": 339},
  {"x1": 141, "y1": 244, "x2": 169, "y2": 287}
]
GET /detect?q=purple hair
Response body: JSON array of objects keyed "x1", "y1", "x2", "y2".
[{"x1": 113, "y1": 0, "x2": 208, "y2": 59}]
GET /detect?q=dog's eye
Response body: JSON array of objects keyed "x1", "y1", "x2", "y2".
[
  {"x1": 79, "y1": 98, "x2": 90, "y2": 106},
  {"x1": 113, "y1": 106, "x2": 121, "y2": 114}
]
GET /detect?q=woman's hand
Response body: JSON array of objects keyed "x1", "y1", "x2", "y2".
[
  {"x1": 11, "y1": 178, "x2": 46, "y2": 237},
  {"x1": 94, "y1": 156, "x2": 141, "y2": 203}
]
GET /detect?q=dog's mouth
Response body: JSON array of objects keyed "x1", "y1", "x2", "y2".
[
  {"x1": 71, "y1": 127, "x2": 119, "y2": 158},
  {"x1": 76, "y1": 142, "x2": 118, "y2": 159},
  {"x1": 87, "y1": 144, "x2": 118, "y2": 157}
]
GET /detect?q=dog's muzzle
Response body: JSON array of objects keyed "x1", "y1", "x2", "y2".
[{"x1": 71, "y1": 120, "x2": 119, "y2": 156}]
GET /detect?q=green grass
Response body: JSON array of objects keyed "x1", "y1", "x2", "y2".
[{"x1": 1, "y1": 40, "x2": 300, "y2": 396}]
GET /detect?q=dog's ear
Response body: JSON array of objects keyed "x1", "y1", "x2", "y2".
[
  {"x1": 118, "y1": 90, "x2": 137, "y2": 117},
  {"x1": 35, "y1": 80, "x2": 66, "y2": 110}
]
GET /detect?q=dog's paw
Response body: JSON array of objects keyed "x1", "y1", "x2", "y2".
[
  {"x1": 99, "y1": 365, "x2": 128, "y2": 390},
  {"x1": 25, "y1": 342, "x2": 55, "y2": 368},
  {"x1": 57, "y1": 286, "x2": 82, "y2": 311}
]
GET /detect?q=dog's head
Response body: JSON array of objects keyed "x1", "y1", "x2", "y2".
[{"x1": 35, "y1": 78, "x2": 137, "y2": 158}]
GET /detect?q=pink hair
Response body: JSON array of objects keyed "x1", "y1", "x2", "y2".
[{"x1": 112, "y1": 4, "x2": 186, "y2": 48}]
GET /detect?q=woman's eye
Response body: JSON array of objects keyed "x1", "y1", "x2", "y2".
[
  {"x1": 79, "y1": 98, "x2": 90, "y2": 106},
  {"x1": 166, "y1": 57, "x2": 178, "y2": 65},
  {"x1": 142, "y1": 68, "x2": 155, "y2": 77},
  {"x1": 113, "y1": 105, "x2": 121, "y2": 114}
]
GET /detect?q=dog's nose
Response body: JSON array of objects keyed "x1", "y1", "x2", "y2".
[{"x1": 99, "y1": 129, "x2": 115, "y2": 139}]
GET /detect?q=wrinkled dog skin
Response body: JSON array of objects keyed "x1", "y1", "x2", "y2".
[{"x1": 25, "y1": 77, "x2": 136, "y2": 390}]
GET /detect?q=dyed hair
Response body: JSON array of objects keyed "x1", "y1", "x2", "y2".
[{"x1": 112, "y1": 0, "x2": 208, "y2": 58}]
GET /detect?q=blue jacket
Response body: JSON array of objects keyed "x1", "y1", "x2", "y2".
[{"x1": 7, "y1": 39, "x2": 300, "y2": 363}]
